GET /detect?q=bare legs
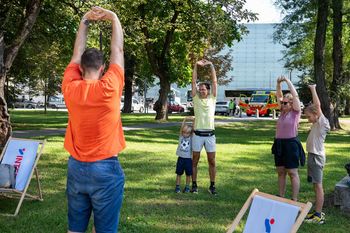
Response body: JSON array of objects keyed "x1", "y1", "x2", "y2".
[
  {"x1": 192, "y1": 151, "x2": 216, "y2": 184},
  {"x1": 276, "y1": 166, "x2": 300, "y2": 201},
  {"x1": 314, "y1": 183, "x2": 324, "y2": 213}
]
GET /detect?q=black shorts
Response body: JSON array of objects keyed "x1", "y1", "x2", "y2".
[
  {"x1": 272, "y1": 138, "x2": 304, "y2": 169},
  {"x1": 175, "y1": 157, "x2": 192, "y2": 176}
]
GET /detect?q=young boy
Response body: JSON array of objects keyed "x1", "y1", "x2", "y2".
[
  {"x1": 175, "y1": 117, "x2": 194, "y2": 193},
  {"x1": 304, "y1": 84, "x2": 330, "y2": 224}
]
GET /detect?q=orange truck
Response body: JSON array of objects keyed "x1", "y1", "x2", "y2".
[{"x1": 239, "y1": 91, "x2": 279, "y2": 117}]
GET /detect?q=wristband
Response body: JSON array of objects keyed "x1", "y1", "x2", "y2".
[{"x1": 82, "y1": 18, "x2": 90, "y2": 26}]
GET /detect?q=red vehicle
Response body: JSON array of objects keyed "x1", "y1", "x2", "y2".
[
  {"x1": 239, "y1": 91, "x2": 279, "y2": 117},
  {"x1": 168, "y1": 101, "x2": 185, "y2": 113}
]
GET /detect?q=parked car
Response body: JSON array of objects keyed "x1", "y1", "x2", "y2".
[
  {"x1": 215, "y1": 101, "x2": 230, "y2": 115},
  {"x1": 168, "y1": 101, "x2": 185, "y2": 113},
  {"x1": 48, "y1": 96, "x2": 66, "y2": 109},
  {"x1": 12, "y1": 99, "x2": 38, "y2": 109},
  {"x1": 121, "y1": 97, "x2": 144, "y2": 113}
]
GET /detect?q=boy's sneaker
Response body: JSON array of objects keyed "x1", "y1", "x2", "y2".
[
  {"x1": 208, "y1": 186, "x2": 217, "y2": 195},
  {"x1": 191, "y1": 185, "x2": 198, "y2": 194},
  {"x1": 183, "y1": 186, "x2": 190, "y2": 193},
  {"x1": 305, "y1": 211, "x2": 316, "y2": 220},
  {"x1": 305, "y1": 212, "x2": 325, "y2": 224},
  {"x1": 175, "y1": 186, "x2": 181, "y2": 193}
]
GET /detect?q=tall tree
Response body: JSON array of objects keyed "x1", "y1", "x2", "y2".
[
  {"x1": 313, "y1": 0, "x2": 331, "y2": 124},
  {"x1": 330, "y1": 0, "x2": 343, "y2": 129},
  {"x1": 0, "y1": 0, "x2": 42, "y2": 145},
  {"x1": 274, "y1": 0, "x2": 348, "y2": 129},
  {"x1": 115, "y1": 0, "x2": 256, "y2": 120}
]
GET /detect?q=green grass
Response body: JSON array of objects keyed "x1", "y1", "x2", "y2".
[
  {"x1": 9, "y1": 110, "x2": 230, "y2": 130},
  {"x1": 9, "y1": 110, "x2": 167, "y2": 130},
  {"x1": 1, "y1": 115, "x2": 350, "y2": 232}
]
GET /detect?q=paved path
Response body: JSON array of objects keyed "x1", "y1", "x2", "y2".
[
  {"x1": 12, "y1": 117, "x2": 274, "y2": 138},
  {"x1": 14, "y1": 117, "x2": 349, "y2": 138}
]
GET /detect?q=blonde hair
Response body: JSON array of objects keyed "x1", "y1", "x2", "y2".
[
  {"x1": 182, "y1": 124, "x2": 193, "y2": 134},
  {"x1": 283, "y1": 93, "x2": 293, "y2": 101},
  {"x1": 305, "y1": 104, "x2": 318, "y2": 115}
]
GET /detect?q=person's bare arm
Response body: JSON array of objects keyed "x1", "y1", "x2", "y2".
[
  {"x1": 92, "y1": 6, "x2": 124, "y2": 68},
  {"x1": 276, "y1": 76, "x2": 283, "y2": 109},
  {"x1": 192, "y1": 63, "x2": 198, "y2": 98},
  {"x1": 309, "y1": 84, "x2": 322, "y2": 117},
  {"x1": 284, "y1": 77, "x2": 301, "y2": 112},
  {"x1": 70, "y1": 11, "x2": 96, "y2": 64},
  {"x1": 205, "y1": 60, "x2": 217, "y2": 97}
]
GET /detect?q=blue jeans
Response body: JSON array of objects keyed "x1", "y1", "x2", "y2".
[{"x1": 66, "y1": 156, "x2": 125, "y2": 233}]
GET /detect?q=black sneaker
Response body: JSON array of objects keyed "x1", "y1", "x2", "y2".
[
  {"x1": 183, "y1": 186, "x2": 190, "y2": 193},
  {"x1": 208, "y1": 186, "x2": 217, "y2": 195},
  {"x1": 174, "y1": 186, "x2": 181, "y2": 193},
  {"x1": 191, "y1": 185, "x2": 198, "y2": 194}
]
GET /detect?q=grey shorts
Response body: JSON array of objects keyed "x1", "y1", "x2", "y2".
[
  {"x1": 192, "y1": 134, "x2": 216, "y2": 153},
  {"x1": 307, "y1": 153, "x2": 325, "y2": 184}
]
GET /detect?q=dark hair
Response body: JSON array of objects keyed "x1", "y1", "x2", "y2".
[
  {"x1": 198, "y1": 82, "x2": 210, "y2": 90},
  {"x1": 81, "y1": 48, "x2": 104, "y2": 72}
]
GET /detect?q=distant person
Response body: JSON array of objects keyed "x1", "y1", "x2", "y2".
[
  {"x1": 62, "y1": 6, "x2": 125, "y2": 233},
  {"x1": 229, "y1": 99, "x2": 235, "y2": 116},
  {"x1": 175, "y1": 117, "x2": 195, "y2": 193},
  {"x1": 234, "y1": 97, "x2": 240, "y2": 116},
  {"x1": 304, "y1": 84, "x2": 330, "y2": 224},
  {"x1": 191, "y1": 59, "x2": 218, "y2": 195},
  {"x1": 272, "y1": 76, "x2": 304, "y2": 201}
]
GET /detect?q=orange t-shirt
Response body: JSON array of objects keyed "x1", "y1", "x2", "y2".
[{"x1": 62, "y1": 63, "x2": 126, "y2": 162}]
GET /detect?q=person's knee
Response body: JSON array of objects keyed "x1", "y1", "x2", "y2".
[
  {"x1": 192, "y1": 153, "x2": 200, "y2": 165},
  {"x1": 287, "y1": 169, "x2": 299, "y2": 178},
  {"x1": 207, "y1": 157, "x2": 216, "y2": 167},
  {"x1": 277, "y1": 169, "x2": 286, "y2": 177}
]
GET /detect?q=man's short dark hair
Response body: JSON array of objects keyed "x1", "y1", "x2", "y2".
[
  {"x1": 199, "y1": 82, "x2": 210, "y2": 90},
  {"x1": 81, "y1": 48, "x2": 104, "y2": 72}
]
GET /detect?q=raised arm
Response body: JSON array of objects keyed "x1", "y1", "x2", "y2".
[
  {"x1": 276, "y1": 76, "x2": 284, "y2": 108},
  {"x1": 309, "y1": 84, "x2": 322, "y2": 117},
  {"x1": 276, "y1": 76, "x2": 301, "y2": 111},
  {"x1": 70, "y1": 11, "x2": 97, "y2": 64},
  {"x1": 208, "y1": 62, "x2": 217, "y2": 97},
  {"x1": 191, "y1": 63, "x2": 198, "y2": 98},
  {"x1": 92, "y1": 6, "x2": 124, "y2": 68},
  {"x1": 284, "y1": 77, "x2": 301, "y2": 112}
]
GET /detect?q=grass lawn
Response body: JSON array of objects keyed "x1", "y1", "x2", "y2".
[
  {"x1": 9, "y1": 110, "x2": 229, "y2": 130},
  {"x1": 1, "y1": 113, "x2": 350, "y2": 232}
]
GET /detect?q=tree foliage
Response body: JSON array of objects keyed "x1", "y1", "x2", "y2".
[{"x1": 274, "y1": 0, "x2": 350, "y2": 129}]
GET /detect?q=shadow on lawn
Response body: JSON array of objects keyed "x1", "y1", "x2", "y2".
[{"x1": 1, "y1": 121, "x2": 350, "y2": 233}]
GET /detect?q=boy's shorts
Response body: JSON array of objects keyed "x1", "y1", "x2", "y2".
[
  {"x1": 175, "y1": 157, "x2": 192, "y2": 176},
  {"x1": 192, "y1": 134, "x2": 216, "y2": 153},
  {"x1": 307, "y1": 153, "x2": 325, "y2": 184}
]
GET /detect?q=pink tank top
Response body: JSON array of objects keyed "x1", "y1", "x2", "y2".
[{"x1": 276, "y1": 110, "x2": 301, "y2": 139}]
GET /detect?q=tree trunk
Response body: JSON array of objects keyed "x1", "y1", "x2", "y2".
[
  {"x1": 330, "y1": 0, "x2": 343, "y2": 129},
  {"x1": 155, "y1": 75, "x2": 170, "y2": 120},
  {"x1": 0, "y1": 0, "x2": 41, "y2": 146},
  {"x1": 314, "y1": 0, "x2": 331, "y2": 125},
  {"x1": 0, "y1": 33, "x2": 11, "y2": 147},
  {"x1": 123, "y1": 54, "x2": 136, "y2": 113}
]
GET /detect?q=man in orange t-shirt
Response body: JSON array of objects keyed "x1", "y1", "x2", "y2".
[{"x1": 62, "y1": 7, "x2": 125, "y2": 233}]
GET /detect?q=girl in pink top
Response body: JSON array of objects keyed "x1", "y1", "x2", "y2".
[{"x1": 273, "y1": 76, "x2": 303, "y2": 201}]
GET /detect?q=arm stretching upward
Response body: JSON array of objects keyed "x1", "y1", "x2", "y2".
[
  {"x1": 309, "y1": 84, "x2": 322, "y2": 117},
  {"x1": 92, "y1": 6, "x2": 124, "y2": 68}
]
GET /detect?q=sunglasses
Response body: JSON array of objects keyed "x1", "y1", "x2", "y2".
[{"x1": 282, "y1": 101, "x2": 291, "y2": 105}]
